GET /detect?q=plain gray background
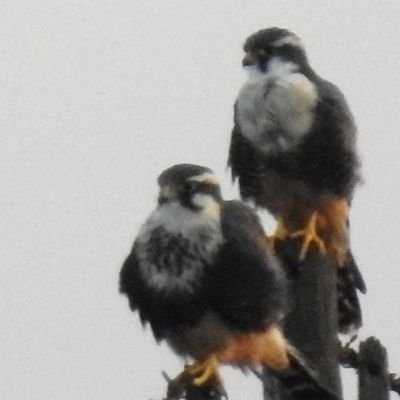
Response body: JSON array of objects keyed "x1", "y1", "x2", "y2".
[{"x1": 1, "y1": 1, "x2": 399, "y2": 399}]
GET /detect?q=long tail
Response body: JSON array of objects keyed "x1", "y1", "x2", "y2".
[
  {"x1": 337, "y1": 250, "x2": 366, "y2": 334},
  {"x1": 269, "y1": 346, "x2": 341, "y2": 400}
]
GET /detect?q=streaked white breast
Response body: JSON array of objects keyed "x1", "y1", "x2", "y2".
[{"x1": 135, "y1": 202, "x2": 224, "y2": 293}]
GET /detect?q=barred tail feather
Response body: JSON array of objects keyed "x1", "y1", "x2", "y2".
[{"x1": 337, "y1": 250, "x2": 366, "y2": 334}]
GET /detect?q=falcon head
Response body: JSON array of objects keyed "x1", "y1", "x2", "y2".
[
  {"x1": 242, "y1": 27, "x2": 308, "y2": 73},
  {"x1": 157, "y1": 164, "x2": 222, "y2": 212}
]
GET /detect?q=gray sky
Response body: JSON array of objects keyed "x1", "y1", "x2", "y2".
[{"x1": 1, "y1": 1, "x2": 400, "y2": 399}]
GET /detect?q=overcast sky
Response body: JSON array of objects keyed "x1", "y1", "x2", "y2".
[{"x1": 1, "y1": 1, "x2": 400, "y2": 399}]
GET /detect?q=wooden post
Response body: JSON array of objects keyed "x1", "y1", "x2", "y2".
[
  {"x1": 267, "y1": 239, "x2": 342, "y2": 399},
  {"x1": 185, "y1": 383, "x2": 225, "y2": 400},
  {"x1": 164, "y1": 373, "x2": 226, "y2": 400},
  {"x1": 262, "y1": 372, "x2": 283, "y2": 400},
  {"x1": 358, "y1": 337, "x2": 390, "y2": 400}
]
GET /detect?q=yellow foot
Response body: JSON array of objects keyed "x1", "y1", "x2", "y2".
[
  {"x1": 186, "y1": 355, "x2": 221, "y2": 386},
  {"x1": 268, "y1": 217, "x2": 289, "y2": 248},
  {"x1": 289, "y1": 212, "x2": 327, "y2": 260}
]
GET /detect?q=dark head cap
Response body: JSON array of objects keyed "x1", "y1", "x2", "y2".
[
  {"x1": 157, "y1": 164, "x2": 215, "y2": 187},
  {"x1": 244, "y1": 27, "x2": 303, "y2": 53},
  {"x1": 242, "y1": 27, "x2": 308, "y2": 71},
  {"x1": 157, "y1": 164, "x2": 222, "y2": 209}
]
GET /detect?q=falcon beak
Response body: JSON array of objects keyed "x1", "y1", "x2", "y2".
[
  {"x1": 158, "y1": 185, "x2": 178, "y2": 205},
  {"x1": 242, "y1": 52, "x2": 258, "y2": 67}
]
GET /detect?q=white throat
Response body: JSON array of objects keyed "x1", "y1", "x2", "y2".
[
  {"x1": 244, "y1": 58, "x2": 297, "y2": 83},
  {"x1": 139, "y1": 200, "x2": 220, "y2": 238}
]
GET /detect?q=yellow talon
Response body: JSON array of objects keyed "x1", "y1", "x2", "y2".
[
  {"x1": 289, "y1": 212, "x2": 327, "y2": 260},
  {"x1": 186, "y1": 355, "x2": 220, "y2": 386}
]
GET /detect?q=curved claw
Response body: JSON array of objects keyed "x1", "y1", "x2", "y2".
[
  {"x1": 289, "y1": 213, "x2": 327, "y2": 260},
  {"x1": 186, "y1": 355, "x2": 221, "y2": 386},
  {"x1": 166, "y1": 357, "x2": 226, "y2": 400}
]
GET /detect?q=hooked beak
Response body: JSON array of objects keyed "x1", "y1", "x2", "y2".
[
  {"x1": 242, "y1": 52, "x2": 258, "y2": 67},
  {"x1": 158, "y1": 185, "x2": 178, "y2": 205}
]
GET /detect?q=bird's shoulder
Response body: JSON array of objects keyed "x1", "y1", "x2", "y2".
[
  {"x1": 317, "y1": 78, "x2": 345, "y2": 100},
  {"x1": 312, "y1": 77, "x2": 358, "y2": 150},
  {"x1": 218, "y1": 200, "x2": 278, "y2": 269},
  {"x1": 220, "y1": 200, "x2": 266, "y2": 243},
  {"x1": 316, "y1": 78, "x2": 354, "y2": 118}
]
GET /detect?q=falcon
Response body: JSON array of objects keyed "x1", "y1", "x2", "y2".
[
  {"x1": 120, "y1": 164, "x2": 338, "y2": 399},
  {"x1": 228, "y1": 27, "x2": 365, "y2": 333}
]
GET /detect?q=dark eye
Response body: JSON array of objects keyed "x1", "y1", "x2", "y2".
[
  {"x1": 259, "y1": 48, "x2": 273, "y2": 58},
  {"x1": 185, "y1": 182, "x2": 197, "y2": 193}
]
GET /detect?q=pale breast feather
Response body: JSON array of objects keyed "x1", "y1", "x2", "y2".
[
  {"x1": 236, "y1": 60, "x2": 318, "y2": 154},
  {"x1": 134, "y1": 203, "x2": 224, "y2": 293}
]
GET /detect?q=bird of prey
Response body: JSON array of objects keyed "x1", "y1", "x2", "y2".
[
  {"x1": 120, "y1": 163, "x2": 338, "y2": 399},
  {"x1": 228, "y1": 27, "x2": 365, "y2": 333}
]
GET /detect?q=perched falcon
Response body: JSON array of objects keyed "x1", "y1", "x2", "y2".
[
  {"x1": 120, "y1": 164, "x2": 338, "y2": 399},
  {"x1": 228, "y1": 27, "x2": 365, "y2": 333}
]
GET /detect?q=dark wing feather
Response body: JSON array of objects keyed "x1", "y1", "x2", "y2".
[
  {"x1": 205, "y1": 200, "x2": 287, "y2": 331},
  {"x1": 228, "y1": 103, "x2": 267, "y2": 201},
  {"x1": 120, "y1": 244, "x2": 207, "y2": 341},
  {"x1": 337, "y1": 250, "x2": 366, "y2": 333},
  {"x1": 119, "y1": 248, "x2": 149, "y2": 325},
  {"x1": 289, "y1": 79, "x2": 361, "y2": 198}
]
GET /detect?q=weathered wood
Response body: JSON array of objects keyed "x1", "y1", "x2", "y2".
[
  {"x1": 163, "y1": 371, "x2": 226, "y2": 400},
  {"x1": 185, "y1": 383, "x2": 226, "y2": 400},
  {"x1": 266, "y1": 239, "x2": 341, "y2": 399},
  {"x1": 358, "y1": 337, "x2": 390, "y2": 400},
  {"x1": 262, "y1": 372, "x2": 282, "y2": 400},
  {"x1": 340, "y1": 336, "x2": 400, "y2": 398}
]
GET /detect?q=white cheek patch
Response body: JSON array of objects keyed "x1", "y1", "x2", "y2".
[
  {"x1": 268, "y1": 58, "x2": 298, "y2": 78},
  {"x1": 148, "y1": 201, "x2": 220, "y2": 235},
  {"x1": 192, "y1": 194, "x2": 221, "y2": 221}
]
